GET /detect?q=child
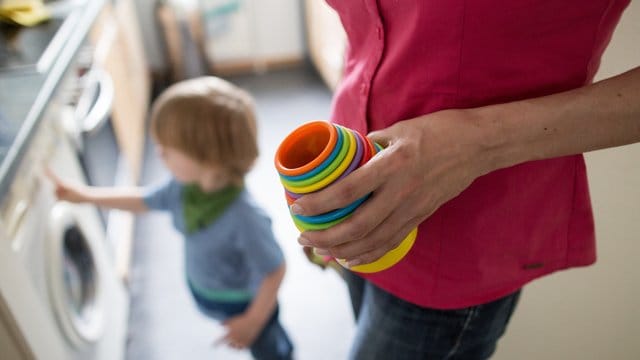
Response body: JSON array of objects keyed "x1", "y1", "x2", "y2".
[{"x1": 48, "y1": 77, "x2": 293, "y2": 360}]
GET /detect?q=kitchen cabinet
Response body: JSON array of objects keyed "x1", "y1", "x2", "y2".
[
  {"x1": 89, "y1": 0, "x2": 149, "y2": 183},
  {"x1": 0, "y1": 305, "x2": 32, "y2": 360},
  {"x1": 87, "y1": 0, "x2": 150, "y2": 280}
]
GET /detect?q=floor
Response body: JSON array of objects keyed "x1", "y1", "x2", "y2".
[
  {"x1": 125, "y1": 67, "x2": 356, "y2": 360},
  {"x1": 122, "y1": 63, "x2": 640, "y2": 360}
]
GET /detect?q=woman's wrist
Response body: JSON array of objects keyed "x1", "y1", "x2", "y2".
[
  {"x1": 471, "y1": 66, "x2": 640, "y2": 174},
  {"x1": 470, "y1": 103, "x2": 535, "y2": 174},
  {"x1": 442, "y1": 106, "x2": 521, "y2": 179}
]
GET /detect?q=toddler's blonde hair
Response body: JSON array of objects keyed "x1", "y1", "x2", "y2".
[{"x1": 150, "y1": 77, "x2": 259, "y2": 184}]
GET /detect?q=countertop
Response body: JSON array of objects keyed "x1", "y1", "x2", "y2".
[{"x1": 0, "y1": 0, "x2": 106, "y2": 199}]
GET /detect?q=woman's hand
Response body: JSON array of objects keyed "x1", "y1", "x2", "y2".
[{"x1": 292, "y1": 109, "x2": 496, "y2": 267}]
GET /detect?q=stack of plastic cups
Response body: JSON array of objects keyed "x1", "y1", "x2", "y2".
[{"x1": 274, "y1": 120, "x2": 417, "y2": 273}]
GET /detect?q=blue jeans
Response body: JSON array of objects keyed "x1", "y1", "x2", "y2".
[
  {"x1": 344, "y1": 271, "x2": 521, "y2": 360},
  {"x1": 189, "y1": 284, "x2": 293, "y2": 360}
]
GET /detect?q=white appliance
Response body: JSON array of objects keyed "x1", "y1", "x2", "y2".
[{"x1": 0, "y1": 101, "x2": 128, "y2": 359}]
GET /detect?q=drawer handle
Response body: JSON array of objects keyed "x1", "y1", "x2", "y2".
[{"x1": 75, "y1": 67, "x2": 114, "y2": 135}]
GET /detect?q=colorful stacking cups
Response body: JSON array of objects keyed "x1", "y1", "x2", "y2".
[{"x1": 274, "y1": 120, "x2": 417, "y2": 273}]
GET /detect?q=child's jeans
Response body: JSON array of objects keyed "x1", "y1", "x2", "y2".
[
  {"x1": 344, "y1": 271, "x2": 521, "y2": 360},
  {"x1": 189, "y1": 284, "x2": 293, "y2": 360}
]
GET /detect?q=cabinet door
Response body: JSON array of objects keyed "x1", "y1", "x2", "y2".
[
  {"x1": 0, "y1": 307, "x2": 34, "y2": 360},
  {"x1": 115, "y1": 0, "x2": 149, "y2": 121},
  {"x1": 90, "y1": 2, "x2": 149, "y2": 183}
]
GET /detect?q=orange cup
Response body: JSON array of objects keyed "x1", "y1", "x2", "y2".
[{"x1": 275, "y1": 121, "x2": 338, "y2": 177}]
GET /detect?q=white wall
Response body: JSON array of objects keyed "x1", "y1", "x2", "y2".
[
  {"x1": 133, "y1": 0, "x2": 304, "y2": 72},
  {"x1": 201, "y1": 0, "x2": 304, "y2": 66},
  {"x1": 494, "y1": 3, "x2": 640, "y2": 359}
]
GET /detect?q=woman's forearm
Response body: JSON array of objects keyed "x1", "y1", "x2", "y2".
[{"x1": 476, "y1": 66, "x2": 640, "y2": 173}]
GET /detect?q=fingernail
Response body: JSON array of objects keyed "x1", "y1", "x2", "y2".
[
  {"x1": 290, "y1": 203, "x2": 304, "y2": 215},
  {"x1": 298, "y1": 235, "x2": 311, "y2": 246},
  {"x1": 346, "y1": 259, "x2": 362, "y2": 267},
  {"x1": 315, "y1": 248, "x2": 330, "y2": 256}
]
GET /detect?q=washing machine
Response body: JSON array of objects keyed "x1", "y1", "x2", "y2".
[{"x1": 0, "y1": 102, "x2": 128, "y2": 359}]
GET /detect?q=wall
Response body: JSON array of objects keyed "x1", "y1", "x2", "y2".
[
  {"x1": 494, "y1": 3, "x2": 640, "y2": 359},
  {"x1": 200, "y1": 0, "x2": 304, "y2": 72},
  {"x1": 133, "y1": 0, "x2": 304, "y2": 74}
]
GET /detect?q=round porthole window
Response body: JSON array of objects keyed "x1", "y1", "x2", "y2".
[{"x1": 48, "y1": 203, "x2": 104, "y2": 348}]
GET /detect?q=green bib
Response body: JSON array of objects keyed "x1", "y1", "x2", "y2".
[{"x1": 182, "y1": 184, "x2": 243, "y2": 234}]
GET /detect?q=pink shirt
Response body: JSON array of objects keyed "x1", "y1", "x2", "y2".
[{"x1": 327, "y1": 0, "x2": 630, "y2": 309}]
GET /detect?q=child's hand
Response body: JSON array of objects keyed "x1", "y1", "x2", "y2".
[
  {"x1": 303, "y1": 246, "x2": 345, "y2": 277},
  {"x1": 44, "y1": 167, "x2": 88, "y2": 203},
  {"x1": 303, "y1": 246, "x2": 331, "y2": 270},
  {"x1": 213, "y1": 313, "x2": 262, "y2": 349}
]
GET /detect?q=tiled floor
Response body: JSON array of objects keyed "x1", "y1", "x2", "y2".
[{"x1": 125, "y1": 67, "x2": 356, "y2": 360}]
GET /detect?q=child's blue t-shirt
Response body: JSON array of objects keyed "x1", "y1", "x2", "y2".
[{"x1": 142, "y1": 177, "x2": 284, "y2": 304}]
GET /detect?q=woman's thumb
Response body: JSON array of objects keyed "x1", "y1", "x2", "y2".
[{"x1": 367, "y1": 127, "x2": 392, "y2": 148}]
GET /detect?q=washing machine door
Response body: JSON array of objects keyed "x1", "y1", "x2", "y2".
[{"x1": 47, "y1": 202, "x2": 104, "y2": 348}]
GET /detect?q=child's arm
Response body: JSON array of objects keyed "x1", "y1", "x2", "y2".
[
  {"x1": 46, "y1": 168, "x2": 148, "y2": 213},
  {"x1": 216, "y1": 263, "x2": 286, "y2": 349}
]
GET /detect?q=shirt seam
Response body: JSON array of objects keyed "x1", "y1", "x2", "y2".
[
  {"x1": 430, "y1": 214, "x2": 445, "y2": 298},
  {"x1": 364, "y1": 0, "x2": 387, "y2": 128},
  {"x1": 564, "y1": 157, "x2": 580, "y2": 267}
]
